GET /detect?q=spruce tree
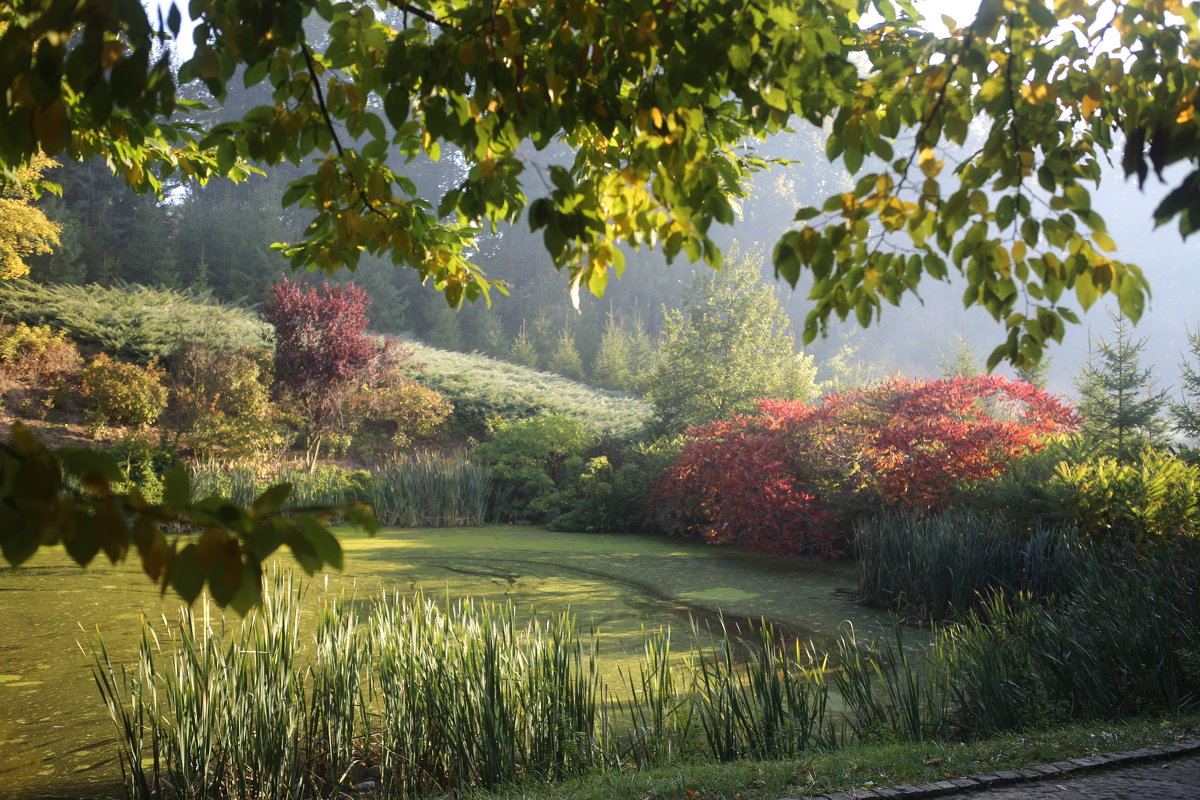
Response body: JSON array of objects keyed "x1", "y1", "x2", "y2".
[
  {"x1": 547, "y1": 325, "x2": 585, "y2": 381},
  {"x1": 1073, "y1": 312, "x2": 1168, "y2": 463},
  {"x1": 592, "y1": 312, "x2": 634, "y2": 392},
  {"x1": 508, "y1": 322, "x2": 539, "y2": 369},
  {"x1": 1171, "y1": 326, "x2": 1200, "y2": 450},
  {"x1": 938, "y1": 333, "x2": 982, "y2": 378},
  {"x1": 626, "y1": 314, "x2": 658, "y2": 395},
  {"x1": 1015, "y1": 356, "x2": 1051, "y2": 389},
  {"x1": 423, "y1": 296, "x2": 463, "y2": 351}
]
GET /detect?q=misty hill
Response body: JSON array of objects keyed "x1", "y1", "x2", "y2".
[{"x1": 0, "y1": 280, "x2": 650, "y2": 438}]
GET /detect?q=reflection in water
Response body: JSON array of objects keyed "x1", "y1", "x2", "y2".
[{"x1": 0, "y1": 527, "x2": 892, "y2": 800}]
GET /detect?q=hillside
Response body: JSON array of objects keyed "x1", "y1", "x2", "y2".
[
  {"x1": 0, "y1": 281, "x2": 651, "y2": 439},
  {"x1": 403, "y1": 340, "x2": 651, "y2": 439}
]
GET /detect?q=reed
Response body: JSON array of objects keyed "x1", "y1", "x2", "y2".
[
  {"x1": 91, "y1": 549, "x2": 1200, "y2": 800},
  {"x1": 188, "y1": 451, "x2": 493, "y2": 527},
  {"x1": 855, "y1": 509, "x2": 1084, "y2": 620},
  {"x1": 692, "y1": 620, "x2": 834, "y2": 761},
  {"x1": 371, "y1": 451, "x2": 492, "y2": 526},
  {"x1": 614, "y1": 627, "x2": 691, "y2": 765}
]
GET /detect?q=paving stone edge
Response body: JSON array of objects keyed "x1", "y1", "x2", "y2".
[{"x1": 776, "y1": 737, "x2": 1200, "y2": 800}]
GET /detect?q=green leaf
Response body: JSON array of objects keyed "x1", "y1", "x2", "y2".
[
  {"x1": 844, "y1": 145, "x2": 863, "y2": 175},
  {"x1": 299, "y1": 517, "x2": 344, "y2": 571},
  {"x1": 163, "y1": 463, "x2": 190, "y2": 511},
  {"x1": 170, "y1": 544, "x2": 205, "y2": 604},
  {"x1": 253, "y1": 483, "x2": 293, "y2": 516}
]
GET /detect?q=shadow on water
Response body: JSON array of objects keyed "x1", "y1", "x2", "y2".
[{"x1": 0, "y1": 526, "x2": 893, "y2": 800}]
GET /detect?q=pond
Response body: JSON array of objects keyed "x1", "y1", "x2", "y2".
[{"x1": 0, "y1": 526, "x2": 896, "y2": 800}]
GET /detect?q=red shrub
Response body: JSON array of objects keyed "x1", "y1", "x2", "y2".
[{"x1": 648, "y1": 376, "x2": 1078, "y2": 558}]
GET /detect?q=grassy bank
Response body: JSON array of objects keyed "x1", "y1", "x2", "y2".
[{"x1": 464, "y1": 716, "x2": 1200, "y2": 800}]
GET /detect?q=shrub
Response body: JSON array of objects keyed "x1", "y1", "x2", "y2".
[
  {"x1": 649, "y1": 376, "x2": 1078, "y2": 558},
  {"x1": 475, "y1": 414, "x2": 594, "y2": 521},
  {"x1": 346, "y1": 369, "x2": 453, "y2": 462},
  {"x1": 0, "y1": 279, "x2": 270, "y2": 362},
  {"x1": 0, "y1": 321, "x2": 81, "y2": 417},
  {"x1": 80, "y1": 354, "x2": 168, "y2": 435},
  {"x1": 404, "y1": 339, "x2": 651, "y2": 440},
  {"x1": 163, "y1": 344, "x2": 286, "y2": 463},
  {"x1": 103, "y1": 439, "x2": 181, "y2": 504},
  {"x1": 550, "y1": 435, "x2": 687, "y2": 533},
  {"x1": 966, "y1": 437, "x2": 1200, "y2": 542}
]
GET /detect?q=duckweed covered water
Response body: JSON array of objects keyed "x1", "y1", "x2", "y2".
[{"x1": 0, "y1": 526, "x2": 892, "y2": 800}]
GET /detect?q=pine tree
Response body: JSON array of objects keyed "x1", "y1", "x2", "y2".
[
  {"x1": 1015, "y1": 356, "x2": 1051, "y2": 389},
  {"x1": 1074, "y1": 312, "x2": 1168, "y2": 463},
  {"x1": 423, "y1": 296, "x2": 463, "y2": 351},
  {"x1": 626, "y1": 314, "x2": 658, "y2": 395},
  {"x1": 938, "y1": 333, "x2": 983, "y2": 378},
  {"x1": 547, "y1": 325, "x2": 584, "y2": 381},
  {"x1": 592, "y1": 311, "x2": 634, "y2": 392},
  {"x1": 508, "y1": 322, "x2": 539, "y2": 369},
  {"x1": 468, "y1": 312, "x2": 508, "y2": 358},
  {"x1": 1171, "y1": 326, "x2": 1200, "y2": 450},
  {"x1": 529, "y1": 311, "x2": 555, "y2": 369},
  {"x1": 647, "y1": 245, "x2": 819, "y2": 432}
]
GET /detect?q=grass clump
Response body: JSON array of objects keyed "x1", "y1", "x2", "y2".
[
  {"x1": 189, "y1": 453, "x2": 493, "y2": 527},
  {"x1": 91, "y1": 554, "x2": 1200, "y2": 800}
]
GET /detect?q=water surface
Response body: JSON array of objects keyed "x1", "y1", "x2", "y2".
[{"x1": 0, "y1": 526, "x2": 891, "y2": 799}]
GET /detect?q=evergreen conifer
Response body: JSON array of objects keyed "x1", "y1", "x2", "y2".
[{"x1": 1074, "y1": 311, "x2": 1168, "y2": 463}]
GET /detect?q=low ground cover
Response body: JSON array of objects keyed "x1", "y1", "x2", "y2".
[{"x1": 463, "y1": 716, "x2": 1200, "y2": 800}]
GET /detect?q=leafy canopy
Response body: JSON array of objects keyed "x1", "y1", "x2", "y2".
[
  {"x1": 647, "y1": 245, "x2": 819, "y2": 433},
  {"x1": 1, "y1": 1, "x2": 1197, "y2": 365}
]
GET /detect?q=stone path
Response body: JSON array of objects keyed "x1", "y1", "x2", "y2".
[{"x1": 800, "y1": 740, "x2": 1200, "y2": 800}]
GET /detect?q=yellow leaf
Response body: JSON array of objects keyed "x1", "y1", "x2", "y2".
[
  {"x1": 1177, "y1": 105, "x2": 1195, "y2": 124},
  {"x1": 918, "y1": 147, "x2": 942, "y2": 178},
  {"x1": 1082, "y1": 83, "x2": 1101, "y2": 118},
  {"x1": 1012, "y1": 241, "x2": 1027, "y2": 262},
  {"x1": 1093, "y1": 230, "x2": 1116, "y2": 252},
  {"x1": 1020, "y1": 82, "x2": 1052, "y2": 104}
]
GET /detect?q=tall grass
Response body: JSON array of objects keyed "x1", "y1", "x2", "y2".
[
  {"x1": 692, "y1": 621, "x2": 835, "y2": 760},
  {"x1": 855, "y1": 509, "x2": 1085, "y2": 620},
  {"x1": 93, "y1": 548, "x2": 1200, "y2": 800},
  {"x1": 188, "y1": 452, "x2": 493, "y2": 527}
]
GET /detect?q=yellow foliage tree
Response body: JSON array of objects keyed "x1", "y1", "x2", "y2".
[{"x1": 0, "y1": 154, "x2": 60, "y2": 279}]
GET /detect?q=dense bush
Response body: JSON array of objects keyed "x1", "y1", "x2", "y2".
[
  {"x1": 650, "y1": 376, "x2": 1078, "y2": 558},
  {"x1": 102, "y1": 439, "x2": 181, "y2": 504},
  {"x1": 968, "y1": 438, "x2": 1200, "y2": 541},
  {"x1": 0, "y1": 280, "x2": 269, "y2": 362},
  {"x1": 476, "y1": 415, "x2": 595, "y2": 522},
  {"x1": 550, "y1": 435, "x2": 688, "y2": 533},
  {"x1": 0, "y1": 321, "x2": 81, "y2": 417},
  {"x1": 163, "y1": 345, "x2": 285, "y2": 462},
  {"x1": 80, "y1": 354, "x2": 168, "y2": 435},
  {"x1": 345, "y1": 369, "x2": 453, "y2": 462}
]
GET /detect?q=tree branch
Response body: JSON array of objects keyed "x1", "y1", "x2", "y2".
[{"x1": 299, "y1": 41, "x2": 387, "y2": 219}]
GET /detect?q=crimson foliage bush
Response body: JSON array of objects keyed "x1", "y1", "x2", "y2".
[{"x1": 648, "y1": 376, "x2": 1078, "y2": 558}]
